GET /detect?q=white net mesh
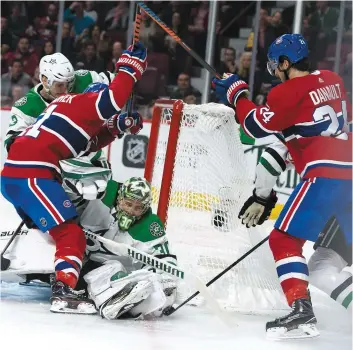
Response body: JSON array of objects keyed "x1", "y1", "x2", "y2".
[{"x1": 150, "y1": 101, "x2": 288, "y2": 314}]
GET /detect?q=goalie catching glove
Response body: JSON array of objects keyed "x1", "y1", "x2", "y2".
[{"x1": 238, "y1": 189, "x2": 278, "y2": 228}]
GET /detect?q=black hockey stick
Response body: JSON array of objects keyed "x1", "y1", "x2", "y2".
[
  {"x1": 163, "y1": 235, "x2": 269, "y2": 316},
  {"x1": 1, "y1": 220, "x2": 25, "y2": 271},
  {"x1": 137, "y1": 1, "x2": 221, "y2": 79}
]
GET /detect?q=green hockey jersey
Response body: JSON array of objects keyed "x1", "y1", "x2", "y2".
[
  {"x1": 82, "y1": 179, "x2": 175, "y2": 265},
  {"x1": 4, "y1": 69, "x2": 115, "y2": 176},
  {"x1": 5, "y1": 69, "x2": 115, "y2": 146}
]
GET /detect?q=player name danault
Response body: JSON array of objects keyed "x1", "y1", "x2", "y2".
[{"x1": 309, "y1": 83, "x2": 342, "y2": 105}]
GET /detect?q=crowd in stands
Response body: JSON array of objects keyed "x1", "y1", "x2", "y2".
[{"x1": 1, "y1": 1, "x2": 352, "y2": 115}]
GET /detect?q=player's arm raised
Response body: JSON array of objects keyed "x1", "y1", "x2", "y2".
[
  {"x1": 85, "y1": 42, "x2": 147, "y2": 122},
  {"x1": 212, "y1": 74, "x2": 294, "y2": 138},
  {"x1": 80, "y1": 42, "x2": 146, "y2": 147}
]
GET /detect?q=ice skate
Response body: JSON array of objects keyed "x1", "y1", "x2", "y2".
[
  {"x1": 50, "y1": 281, "x2": 97, "y2": 315},
  {"x1": 266, "y1": 298, "x2": 320, "y2": 340}
]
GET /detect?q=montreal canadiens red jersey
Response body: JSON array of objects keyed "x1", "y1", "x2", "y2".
[
  {"x1": 2, "y1": 72, "x2": 134, "y2": 179},
  {"x1": 237, "y1": 70, "x2": 352, "y2": 180}
]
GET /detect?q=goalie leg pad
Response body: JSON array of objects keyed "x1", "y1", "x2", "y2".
[
  {"x1": 129, "y1": 275, "x2": 177, "y2": 319},
  {"x1": 99, "y1": 280, "x2": 153, "y2": 320},
  {"x1": 84, "y1": 261, "x2": 157, "y2": 318}
]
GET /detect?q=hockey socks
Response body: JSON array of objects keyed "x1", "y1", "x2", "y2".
[
  {"x1": 269, "y1": 229, "x2": 309, "y2": 305},
  {"x1": 49, "y1": 221, "x2": 86, "y2": 288},
  {"x1": 331, "y1": 276, "x2": 352, "y2": 309}
]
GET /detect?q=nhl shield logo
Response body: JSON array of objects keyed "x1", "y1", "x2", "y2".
[{"x1": 122, "y1": 135, "x2": 148, "y2": 168}]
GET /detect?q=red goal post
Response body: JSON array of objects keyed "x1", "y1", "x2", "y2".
[
  {"x1": 144, "y1": 99, "x2": 183, "y2": 225},
  {"x1": 143, "y1": 98, "x2": 287, "y2": 313}
]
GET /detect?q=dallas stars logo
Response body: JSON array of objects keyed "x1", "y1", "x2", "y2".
[
  {"x1": 150, "y1": 222, "x2": 163, "y2": 237},
  {"x1": 48, "y1": 58, "x2": 57, "y2": 64}
]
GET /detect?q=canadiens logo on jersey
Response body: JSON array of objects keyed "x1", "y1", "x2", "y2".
[{"x1": 63, "y1": 200, "x2": 72, "y2": 208}]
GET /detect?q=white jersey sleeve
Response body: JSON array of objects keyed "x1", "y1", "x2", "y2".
[{"x1": 255, "y1": 139, "x2": 293, "y2": 198}]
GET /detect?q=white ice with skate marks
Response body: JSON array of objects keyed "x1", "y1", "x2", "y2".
[
  {"x1": 1, "y1": 228, "x2": 351, "y2": 349},
  {"x1": 0, "y1": 280, "x2": 351, "y2": 350},
  {"x1": 0, "y1": 198, "x2": 351, "y2": 349}
]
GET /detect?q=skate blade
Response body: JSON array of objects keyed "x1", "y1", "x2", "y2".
[
  {"x1": 50, "y1": 300, "x2": 97, "y2": 315},
  {"x1": 19, "y1": 281, "x2": 50, "y2": 288},
  {"x1": 266, "y1": 323, "x2": 320, "y2": 341}
]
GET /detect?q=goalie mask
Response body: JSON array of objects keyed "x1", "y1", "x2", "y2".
[
  {"x1": 39, "y1": 53, "x2": 75, "y2": 99},
  {"x1": 115, "y1": 177, "x2": 152, "y2": 231}
]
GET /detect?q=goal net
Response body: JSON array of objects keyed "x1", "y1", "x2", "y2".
[{"x1": 145, "y1": 100, "x2": 288, "y2": 314}]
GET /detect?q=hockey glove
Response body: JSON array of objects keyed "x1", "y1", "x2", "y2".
[
  {"x1": 238, "y1": 189, "x2": 278, "y2": 228},
  {"x1": 63, "y1": 178, "x2": 107, "y2": 200},
  {"x1": 116, "y1": 42, "x2": 147, "y2": 82},
  {"x1": 212, "y1": 73, "x2": 250, "y2": 106},
  {"x1": 107, "y1": 111, "x2": 143, "y2": 136},
  {"x1": 5, "y1": 131, "x2": 21, "y2": 153}
]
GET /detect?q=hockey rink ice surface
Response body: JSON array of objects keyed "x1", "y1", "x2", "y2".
[{"x1": 0, "y1": 201, "x2": 352, "y2": 350}]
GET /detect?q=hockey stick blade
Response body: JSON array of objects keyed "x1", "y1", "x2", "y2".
[
  {"x1": 1, "y1": 220, "x2": 25, "y2": 271},
  {"x1": 166, "y1": 235, "x2": 270, "y2": 315},
  {"x1": 85, "y1": 231, "x2": 236, "y2": 328}
]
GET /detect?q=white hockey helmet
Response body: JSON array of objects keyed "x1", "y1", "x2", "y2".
[{"x1": 39, "y1": 53, "x2": 75, "y2": 92}]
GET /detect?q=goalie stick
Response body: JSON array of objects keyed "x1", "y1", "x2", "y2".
[
  {"x1": 137, "y1": 2, "x2": 221, "y2": 79},
  {"x1": 163, "y1": 236, "x2": 269, "y2": 316},
  {"x1": 84, "y1": 230, "x2": 236, "y2": 328},
  {"x1": 1, "y1": 220, "x2": 25, "y2": 271}
]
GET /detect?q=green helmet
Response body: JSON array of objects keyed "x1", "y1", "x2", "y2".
[{"x1": 115, "y1": 177, "x2": 152, "y2": 230}]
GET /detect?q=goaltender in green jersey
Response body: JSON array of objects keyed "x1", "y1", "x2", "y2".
[{"x1": 74, "y1": 176, "x2": 178, "y2": 320}]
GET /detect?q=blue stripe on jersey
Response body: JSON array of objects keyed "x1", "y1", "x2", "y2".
[
  {"x1": 97, "y1": 87, "x2": 120, "y2": 120},
  {"x1": 4, "y1": 161, "x2": 60, "y2": 173},
  {"x1": 301, "y1": 160, "x2": 352, "y2": 178},
  {"x1": 276, "y1": 262, "x2": 309, "y2": 278},
  {"x1": 43, "y1": 114, "x2": 88, "y2": 155},
  {"x1": 295, "y1": 115, "x2": 345, "y2": 137},
  {"x1": 244, "y1": 111, "x2": 272, "y2": 138}
]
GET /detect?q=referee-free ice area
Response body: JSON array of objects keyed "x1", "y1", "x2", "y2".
[
  {"x1": 0, "y1": 279, "x2": 352, "y2": 350},
  {"x1": 0, "y1": 196, "x2": 351, "y2": 350}
]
